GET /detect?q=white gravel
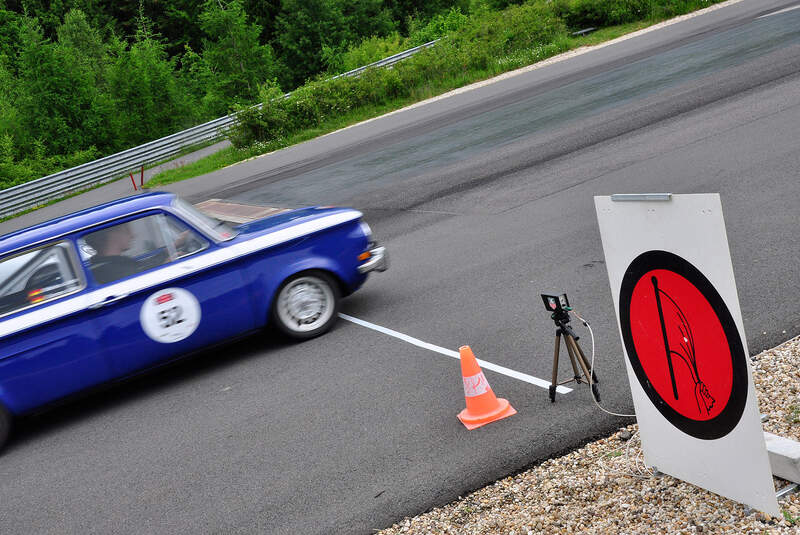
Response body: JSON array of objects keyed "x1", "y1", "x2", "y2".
[{"x1": 379, "y1": 336, "x2": 800, "y2": 534}]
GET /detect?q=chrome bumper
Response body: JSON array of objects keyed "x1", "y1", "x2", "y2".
[{"x1": 358, "y1": 244, "x2": 388, "y2": 274}]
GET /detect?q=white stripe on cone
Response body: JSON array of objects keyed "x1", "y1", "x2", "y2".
[{"x1": 462, "y1": 371, "x2": 490, "y2": 397}]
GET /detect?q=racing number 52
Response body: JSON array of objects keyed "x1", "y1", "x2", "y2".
[{"x1": 158, "y1": 305, "x2": 184, "y2": 329}]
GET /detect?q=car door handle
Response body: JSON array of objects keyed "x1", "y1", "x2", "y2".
[{"x1": 88, "y1": 293, "x2": 129, "y2": 309}]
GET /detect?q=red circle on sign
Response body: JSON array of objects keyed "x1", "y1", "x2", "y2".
[
  {"x1": 619, "y1": 251, "x2": 747, "y2": 440},
  {"x1": 629, "y1": 269, "x2": 731, "y2": 421}
]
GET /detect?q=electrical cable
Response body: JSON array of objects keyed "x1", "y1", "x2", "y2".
[
  {"x1": 566, "y1": 310, "x2": 654, "y2": 479},
  {"x1": 569, "y1": 309, "x2": 636, "y2": 418},
  {"x1": 594, "y1": 429, "x2": 653, "y2": 480}
]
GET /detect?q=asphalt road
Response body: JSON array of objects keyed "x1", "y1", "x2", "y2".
[{"x1": 2, "y1": 1, "x2": 800, "y2": 533}]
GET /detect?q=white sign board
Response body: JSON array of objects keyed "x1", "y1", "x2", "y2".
[{"x1": 595, "y1": 193, "x2": 779, "y2": 516}]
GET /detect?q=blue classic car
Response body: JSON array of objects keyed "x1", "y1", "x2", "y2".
[{"x1": 0, "y1": 192, "x2": 386, "y2": 449}]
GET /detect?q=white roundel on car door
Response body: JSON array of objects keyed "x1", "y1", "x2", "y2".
[{"x1": 140, "y1": 287, "x2": 201, "y2": 343}]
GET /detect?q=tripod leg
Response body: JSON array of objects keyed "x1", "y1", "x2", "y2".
[
  {"x1": 566, "y1": 335, "x2": 592, "y2": 382},
  {"x1": 573, "y1": 339, "x2": 599, "y2": 384},
  {"x1": 567, "y1": 335, "x2": 600, "y2": 402},
  {"x1": 550, "y1": 333, "x2": 561, "y2": 403},
  {"x1": 564, "y1": 335, "x2": 582, "y2": 383}
]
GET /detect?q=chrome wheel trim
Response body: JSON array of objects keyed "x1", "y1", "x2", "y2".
[{"x1": 276, "y1": 276, "x2": 335, "y2": 333}]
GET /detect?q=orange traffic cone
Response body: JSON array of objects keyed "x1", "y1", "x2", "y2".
[{"x1": 457, "y1": 346, "x2": 517, "y2": 430}]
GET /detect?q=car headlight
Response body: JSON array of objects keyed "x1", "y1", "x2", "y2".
[{"x1": 359, "y1": 221, "x2": 372, "y2": 239}]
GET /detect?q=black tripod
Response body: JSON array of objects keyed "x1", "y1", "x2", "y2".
[{"x1": 548, "y1": 307, "x2": 600, "y2": 403}]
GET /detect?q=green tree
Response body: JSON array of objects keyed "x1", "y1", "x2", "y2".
[
  {"x1": 384, "y1": 0, "x2": 467, "y2": 33},
  {"x1": 275, "y1": 0, "x2": 350, "y2": 89},
  {"x1": 105, "y1": 13, "x2": 192, "y2": 149},
  {"x1": 241, "y1": 0, "x2": 280, "y2": 43},
  {"x1": 5, "y1": 0, "x2": 113, "y2": 39},
  {"x1": 0, "y1": 6, "x2": 20, "y2": 62},
  {"x1": 57, "y1": 9, "x2": 106, "y2": 67},
  {"x1": 178, "y1": 44, "x2": 216, "y2": 116},
  {"x1": 199, "y1": 0, "x2": 278, "y2": 115},
  {"x1": 15, "y1": 18, "x2": 102, "y2": 153},
  {"x1": 149, "y1": 0, "x2": 205, "y2": 56},
  {"x1": 0, "y1": 62, "x2": 19, "y2": 152},
  {"x1": 339, "y1": 0, "x2": 395, "y2": 41}
]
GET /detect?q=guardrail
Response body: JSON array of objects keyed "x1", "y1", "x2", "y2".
[{"x1": 0, "y1": 39, "x2": 439, "y2": 220}]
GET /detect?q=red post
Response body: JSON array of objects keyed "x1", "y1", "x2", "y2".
[
  {"x1": 130, "y1": 173, "x2": 138, "y2": 191},
  {"x1": 140, "y1": 164, "x2": 144, "y2": 187}
]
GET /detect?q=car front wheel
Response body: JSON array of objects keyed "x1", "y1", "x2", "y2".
[{"x1": 272, "y1": 271, "x2": 340, "y2": 340}]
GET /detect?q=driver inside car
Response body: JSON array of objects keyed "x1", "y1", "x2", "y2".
[{"x1": 84, "y1": 224, "x2": 139, "y2": 284}]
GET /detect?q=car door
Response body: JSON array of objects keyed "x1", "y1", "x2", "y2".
[
  {"x1": 79, "y1": 211, "x2": 258, "y2": 378},
  {"x1": 0, "y1": 240, "x2": 110, "y2": 413}
]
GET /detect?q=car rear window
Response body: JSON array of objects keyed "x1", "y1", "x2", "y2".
[{"x1": 0, "y1": 241, "x2": 83, "y2": 317}]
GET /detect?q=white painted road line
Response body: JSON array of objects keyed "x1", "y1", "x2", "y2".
[
  {"x1": 339, "y1": 313, "x2": 572, "y2": 394},
  {"x1": 758, "y1": 4, "x2": 800, "y2": 18}
]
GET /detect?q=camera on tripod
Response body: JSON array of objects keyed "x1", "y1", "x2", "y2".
[
  {"x1": 541, "y1": 293, "x2": 600, "y2": 403},
  {"x1": 541, "y1": 293, "x2": 570, "y2": 313}
]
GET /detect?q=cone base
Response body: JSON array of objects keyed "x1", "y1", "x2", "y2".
[{"x1": 458, "y1": 398, "x2": 517, "y2": 430}]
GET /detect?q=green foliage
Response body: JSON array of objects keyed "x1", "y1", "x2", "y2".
[
  {"x1": 327, "y1": 32, "x2": 408, "y2": 74},
  {"x1": 0, "y1": 0, "x2": 726, "y2": 193},
  {"x1": 15, "y1": 19, "x2": 103, "y2": 154},
  {"x1": 483, "y1": 0, "x2": 524, "y2": 9},
  {"x1": 275, "y1": 0, "x2": 398, "y2": 89},
  {"x1": 198, "y1": 0, "x2": 278, "y2": 115},
  {"x1": 227, "y1": 81, "x2": 288, "y2": 148},
  {"x1": 106, "y1": 34, "x2": 192, "y2": 149},
  {"x1": 0, "y1": 135, "x2": 100, "y2": 190},
  {"x1": 552, "y1": 0, "x2": 707, "y2": 29},
  {"x1": 384, "y1": 0, "x2": 468, "y2": 33},
  {"x1": 0, "y1": 7, "x2": 23, "y2": 72},
  {"x1": 231, "y1": 1, "x2": 564, "y2": 150},
  {"x1": 149, "y1": 0, "x2": 206, "y2": 56},
  {"x1": 56, "y1": 9, "x2": 105, "y2": 63},
  {"x1": 407, "y1": 6, "x2": 470, "y2": 45},
  {"x1": 433, "y1": 2, "x2": 566, "y2": 72},
  {"x1": 275, "y1": 0, "x2": 350, "y2": 89},
  {"x1": 783, "y1": 509, "x2": 798, "y2": 525},
  {"x1": 241, "y1": 0, "x2": 281, "y2": 42},
  {"x1": 324, "y1": 5, "x2": 470, "y2": 75}
]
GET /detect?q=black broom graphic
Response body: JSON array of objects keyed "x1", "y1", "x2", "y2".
[{"x1": 652, "y1": 276, "x2": 715, "y2": 416}]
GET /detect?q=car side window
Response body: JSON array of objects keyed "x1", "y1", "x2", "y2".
[
  {"x1": 0, "y1": 241, "x2": 83, "y2": 317},
  {"x1": 80, "y1": 216, "x2": 168, "y2": 284},
  {"x1": 79, "y1": 214, "x2": 208, "y2": 285}
]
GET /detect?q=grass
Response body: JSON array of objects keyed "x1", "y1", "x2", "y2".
[
  {"x1": 783, "y1": 510, "x2": 798, "y2": 525},
  {"x1": 568, "y1": 20, "x2": 655, "y2": 45},
  {"x1": 147, "y1": 2, "x2": 722, "y2": 188}
]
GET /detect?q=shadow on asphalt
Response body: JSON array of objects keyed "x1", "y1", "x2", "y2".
[{"x1": 6, "y1": 328, "x2": 299, "y2": 452}]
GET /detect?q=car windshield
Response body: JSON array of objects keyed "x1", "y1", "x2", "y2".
[{"x1": 171, "y1": 198, "x2": 238, "y2": 241}]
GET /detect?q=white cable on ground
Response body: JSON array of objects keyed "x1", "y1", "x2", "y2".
[
  {"x1": 566, "y1": 309, "x2": 653, "y2": 479},
  {"x1": 569, "y1": 309, "x2": 636, "y2": 418},
  {"x1": 593, "y1": 429, "x2": 653, "y2": 480}
]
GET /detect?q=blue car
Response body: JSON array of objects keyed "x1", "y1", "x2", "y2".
[{"x1": 0, "y1": 192, "x2": 387, "y2": 449}]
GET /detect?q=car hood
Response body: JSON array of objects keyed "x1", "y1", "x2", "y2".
[{"x1": 234, "y1": 206, "x2": 361, "y2": 236}]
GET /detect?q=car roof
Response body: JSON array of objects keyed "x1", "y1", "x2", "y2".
[{"x1": 0, "y1": 192, "x2": 177, "y2": 257}]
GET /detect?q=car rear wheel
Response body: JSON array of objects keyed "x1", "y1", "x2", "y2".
[{"x1": 272, "y1": 271, "x2": 340, "y2": 340}]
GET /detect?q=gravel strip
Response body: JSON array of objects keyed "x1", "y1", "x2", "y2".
[{"x1": 379, "y1": 337, "x2": 800, "y2": 534}]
